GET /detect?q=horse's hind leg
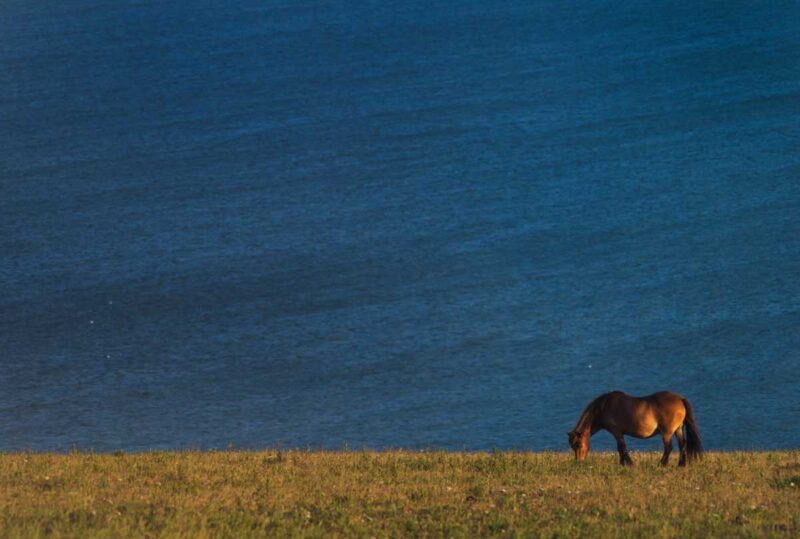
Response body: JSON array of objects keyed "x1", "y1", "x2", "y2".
[
  {"x1": 676, "y1": 427, "x2": 687, "y2": 467},
  {"x1": 615, "y1": 434, "x2": 633, "y2": 466},
  {"x1": 660, "y1": 432, "x2": 673, "y2": 466}
]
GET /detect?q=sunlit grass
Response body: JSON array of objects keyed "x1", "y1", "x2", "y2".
[{"x1": 0, "y1": 450, "x2": 798, "y2": 537}]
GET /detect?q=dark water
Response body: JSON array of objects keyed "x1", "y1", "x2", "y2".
[{"x1": 2, "y1": 1, "x2": 799, "y2": 452}]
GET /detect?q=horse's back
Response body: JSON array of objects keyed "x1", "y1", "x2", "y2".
[
  {"x1": 644, "y1": 390, "x2": 685, "y2": 405},
  {"x1": 606, "y1": 390, "x2": 683, "y2": 404}
]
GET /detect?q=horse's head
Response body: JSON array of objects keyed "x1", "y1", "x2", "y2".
[{"x1": 567, "y1": 430, "x2": 589, "y2": 461}]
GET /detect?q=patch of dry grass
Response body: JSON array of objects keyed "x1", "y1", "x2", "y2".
[{"x1": 0, "y1": 450, "x2": 798, "y2": 537}]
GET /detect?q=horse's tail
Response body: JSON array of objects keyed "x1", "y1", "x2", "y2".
[{"x1": 682, "y1": 398, "x2": 703, "y2": 462}]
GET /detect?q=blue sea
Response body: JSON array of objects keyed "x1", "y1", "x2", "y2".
[{"x1": 2, "y1": 0, "x2": 799, "y2": 452}]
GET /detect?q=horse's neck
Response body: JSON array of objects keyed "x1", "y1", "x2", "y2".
[
  {"x1": 577, "y1": 396, "x2": 605, "y2": 434},
  {"x1": 577, "y1": 409, "x2": 596, "y2": 434}
]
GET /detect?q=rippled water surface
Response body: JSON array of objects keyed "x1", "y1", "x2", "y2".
[{"x1": 2, "y1": 1, "x2": 799, "y2": 451}]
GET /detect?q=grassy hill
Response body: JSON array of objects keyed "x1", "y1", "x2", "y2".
[{"x1": 1, "y1": 450, "x2": 798, "y2": 537}]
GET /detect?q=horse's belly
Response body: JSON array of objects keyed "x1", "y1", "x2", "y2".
[{"x1": 631, "y1": 419, "x2": 659, "y2": 438}]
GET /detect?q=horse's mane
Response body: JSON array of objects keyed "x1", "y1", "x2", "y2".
[{"x1": 575, "y1": 391, "x2": 620, "y2": 432}]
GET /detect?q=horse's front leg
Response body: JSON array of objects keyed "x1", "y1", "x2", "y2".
[
  {"x1": 615, "y1": 434, "x2": 633, "y2": 466},
  {"x1": 660, "y1": 432, "x2": 673, "y2": 466}
]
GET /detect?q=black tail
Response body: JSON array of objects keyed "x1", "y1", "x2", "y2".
[{"x1": 682, "y1": 398, "x2": 703, "y2": 462}]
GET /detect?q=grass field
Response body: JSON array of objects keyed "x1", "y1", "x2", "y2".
[{"x1": 1, "y1": 450, "x2": 798, "y2": 537}]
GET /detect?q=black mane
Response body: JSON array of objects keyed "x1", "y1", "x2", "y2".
[{"x1": 575, "y1": 391, "x2": 622, "y2": 432}]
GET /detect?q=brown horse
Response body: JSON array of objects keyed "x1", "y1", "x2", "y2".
[{"x1": 568, "y1": 390, "x2": 702, "y2": 466}]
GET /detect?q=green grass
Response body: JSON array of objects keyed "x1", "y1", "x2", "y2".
[{"x1": 1, "y1": 450, "x2": 798, "y2": 537}]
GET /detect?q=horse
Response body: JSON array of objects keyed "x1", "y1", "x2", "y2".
[{"x1": 567, "y1": 390, "x2": 703, "y2": 466}]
